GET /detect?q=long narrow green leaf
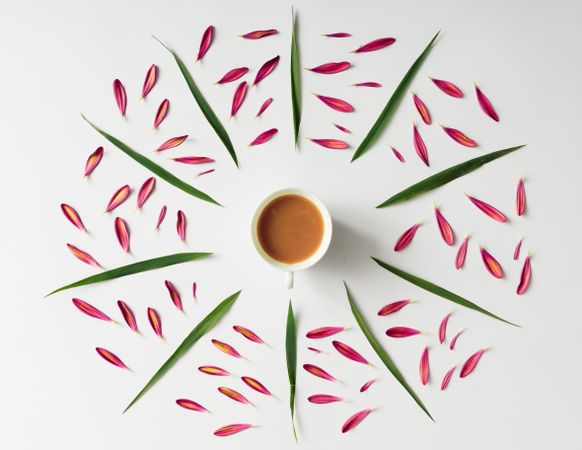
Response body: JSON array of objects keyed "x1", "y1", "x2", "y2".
[
  {"x1": 351, "y1": 31, "x2": 440, "y2": 162},
  {"x1": 124, "y1": 290, "x2": 241, "y2": 413},
  {"x1": 82, "y1": 116, "x2": 221, "y2": 206},
  {"x1": 46, "y1": 252, "x2": 212, "y2": 297},
  {"x1": 285, "y1": 300, "x2": 298, "y2": 441},
  {"x1": 344, "y1": 282, "x2": 433, "y2": 421},
  {"x1": 372, "y1": 258, "x2": 518, "y2": 326},
  {"x1": 154, "y1": 36, "x2": 239, "y2": 167},
  {"x1": 290, "y1": 11, "x2": 301, "y2": 146},
  {"x1": 377, "y1": 145, "x2": 525, "y2": 207}
]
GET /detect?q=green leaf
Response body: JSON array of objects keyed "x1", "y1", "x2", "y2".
[
  {"x1": 371, "y1": 258, "x2": 518, "y2": 326},
  {"x1": 123, "y1": 290, "x2": 241, "y2": 413},
  {"x1": 290, "y1": 11, "x2": 301, "y2": 146},
  {"x1": 344, "y1": 282, "x2": 433, "y2": 421},
  {"x1": 377, "y1": 145, "x2": 525, "y2": 208},
  {"x1": 285, "y1": 300, "x2": 298, "y2": 442},
  {"x1": 46, "y1": 252, "x2": 212, "y2": 297},
  {"x1": 351, "y1": 31, "x2": 440, "y2": 162},
  {"x1": 82, "y1": 116, "x2": 221, "y2": 206},
  {"x1": 154, "y1": 36, "x2": 239, "y2": 167}
]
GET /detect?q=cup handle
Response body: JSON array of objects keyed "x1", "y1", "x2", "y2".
[{"x1": 285, "y1": 271, "x2": 294, "y2": 289}]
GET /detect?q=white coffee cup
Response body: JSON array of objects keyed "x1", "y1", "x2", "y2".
[{"x1": 251, "y1": 189, "x2": 333, "y2": 289}]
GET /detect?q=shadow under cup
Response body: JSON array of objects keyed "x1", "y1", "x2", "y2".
[{"x1": 251, "y1": 189, "x2": 333, "y2": 289}]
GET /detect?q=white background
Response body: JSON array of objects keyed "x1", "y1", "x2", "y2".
[{"x1": 1, "y1": 0, "x2": 581, "y2": 449}]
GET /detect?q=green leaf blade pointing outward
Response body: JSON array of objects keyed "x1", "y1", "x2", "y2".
[
  {"x1": 46, "y1": 252, "x2": 212, "y2": 297},
  {"x1": 154, "y1": 36, "x2": 239, "y2": 168},
  {"x1": 351, "y1": 31, "x2": 440, "y2": 162},
  {"x1": 372, "y1": 258, "x2": 518, "y2": 326},
  {"x1": 344, "y1": 282, "x2": 433, "y2": 421},
  {"x1": 377, "y1": 145, "x2": 525, "y2": 208},
  {"x1": 124, "y1": 290, "x2": 241, "y2": 413},
  {"x1": 286, "y1": 300, "x2": 298, "y2": 441},
  {"x1": 291, "y1": 10, "x2": 301, "y2": 146},
  {"x1": 82, "y1": 116, "x2": 221, "y2": 206}
]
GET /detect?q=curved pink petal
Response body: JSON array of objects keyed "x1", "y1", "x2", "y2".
[{"x1": 394, "y1": 223, "x2": 420, "y2": 251}]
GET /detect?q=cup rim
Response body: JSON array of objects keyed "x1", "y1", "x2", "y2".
[{"x1": 250, "y1": 188, "x2": 333, "y2": 271}]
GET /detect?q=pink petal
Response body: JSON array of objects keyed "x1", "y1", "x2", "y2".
[
  {"x1": 117, "y1": 300, "x2": 138, "y2": 332},
  {"x1": 67, "y1": 243, "x2": 101, "y2": 268},
  {"x1": 419, "y1": 346, "x2": 430, "y2": 385},
  {"x1": 334, "y1": 123, "x2": 351, "y2": 134},
  {"x1": 431, "y1": 77, "x2": 463, "y2": 98},
  {"x1": 480, "y1": 246, "x2": 504, "y2": 278},
  {"x1": 147, "y1": 307, "x2": 163, "y2": 338},
  {"x1": 112, "y1": 79, "x2": 127, "y2": 116},
  {"x1": 455, "y1": 236, "x2": 469, "y2": 270},
  {"x1": 341, "y1": 408, "x2": 373, "y2": 433},
  {"x1": 413, "y1": 124, "x2": 429, "y2": 166},
  {"x1": 84, "y1": 146, "x2": 104, "y2": 177},
  {"x1": 332, "y1": 340, "x2": 369, "y2": 365},
  {"x1": 393, "y1": 223, "x2": 421, "y2": 251},
  {"x1": 303, "y1": 364, "x2": 338, "y2": 382},
  {"x1": 360, "y1": 379, "x2": 375, "y2": 392},
  {"x1": 96, "y1": 347, "x2": 127, "y2": 369},
  {"x1": 441, "y1": 366, "x2": 456, "y2": 391},
  {"x1": 212, "y1": 339, "x2": 242, "y2": 358},
  {"x1": 153, "y1": 99, "x2": 170, "y2": 129},
  {"x1": 390, "y1": 146, "x2": 405, "y2": 162},
  {"x1": 249, "y1": 128, "x2": 278, "y2": 146},
  {"x1": 460, "y1": 349, "x2": 486, "y2": 378},
  {"x1": 216, "y1": 67, "x2": 249, "y2": 84},
  {"x1": 105, "y1": 185, "x2": 131, "y2": 212},
  {"x1": 353, "y1": 37, "x2": 396, "y2": 53},
  {"x1": 413, "y1": 93, "x2": 431, "y2": 124},
  {"x1": 241, "y1": 29, "x2": 278, "y2": 39},
  {"x1": 60, "y1": 203, "x2": 86, "y2": 232},
  {"x1": 306, "y1": 326, "x2": 345, "y2": 339},
  {"x1": 323, "y1": 32, "x2": 351, "y2": 38},
  {"x1": 516, "y1": 255, "x2": 532, "y2": 295},
  {"x1": 173, "y1": 156, "x2": 215, "y2": 165},
  {"x1": 114, "y1": 217, "x2": 130, "y2": 253},
  {"x1": 253, "y1": 55, "x2": 280, "y2": 86},
  {"x1": 156, "y1": 205, "x2": 167, "y2": 229},
  {"x1": 438, "y1": 313, "x2": 450, "y2": 344},
  {"x1": 385, "y1": 326, "x2": 422, "y2": 338},
  {"x1": 442, "y1": 126, "x2": 478, "y2": 147},
  {"x1": 449, "y1": 330, "x2": 463, "y2": 350},
  {"x1": 140, "y1": 64, "x2": 158, "y2": 99},
  {"x1": 513, "y1": 239, "x2": 523, "y2": 260},
  {"x1": 136, "y1": 177, "x2": 156, "y2": 209},
  {"x1": 435, "y1": 207, "x2": 455, "y2": 245},
  {"x1": 155, "y1": 135, "x2": 188, "y2": 152},
  {"x1": 466, "y1": 195, "x2": 506, "y2": 222},
  {"x1": 176, "y1": 210, "x2": 186, "y2": 241},
  {"x1": 377, "y1": 300, "x2": 412, "y2": 316},
  {"x1": 516, "y1": 178, "x2": 526, "y2": 216},
  {"x1": 72, "y1": 298, "x2": 112, "y2": 322},
  {"x1": 309, "y1": 138, "x2": 349, "y2": 149},
  {"x1": 164, "y1": 280, "x2": 183, "y2": 311},
  {"x1": 256, "y1": 97, "x2": 273, "y2": 117},
  {"x1": 307, "y1": 61, "x2": 351, "y2": 74},
  {"x1": 308, "y1": 394, "x2": 343, "y2": 404},
  {"x1": 314, "y1": 93, "x2": 355, "y2": 112},
  {"x1": 176, "y1": 398, "x2": 208, "y2": 413},
  {"x1": 197, "y1": 25, "x2": 214, "y2": 62},
  {"x1": 352, "y1": 82, "x2": 382, "y2": 88},
  {"x1": 231, "y1": 81, "x2": 248, "y2": 117},
  {"x1": 214, "y1": 424, "x2": 253, "y2": 437},
  {"x1": 196, "y1": 168, "x2": 215, "y2": 177},
  {"x1": 475, "y1": 84, "x2": 499, "y2": 121}
]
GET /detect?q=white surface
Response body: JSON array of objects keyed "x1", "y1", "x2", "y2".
[{"x1": 1, "y1": 0, "x2": 581, "y2": 449}]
